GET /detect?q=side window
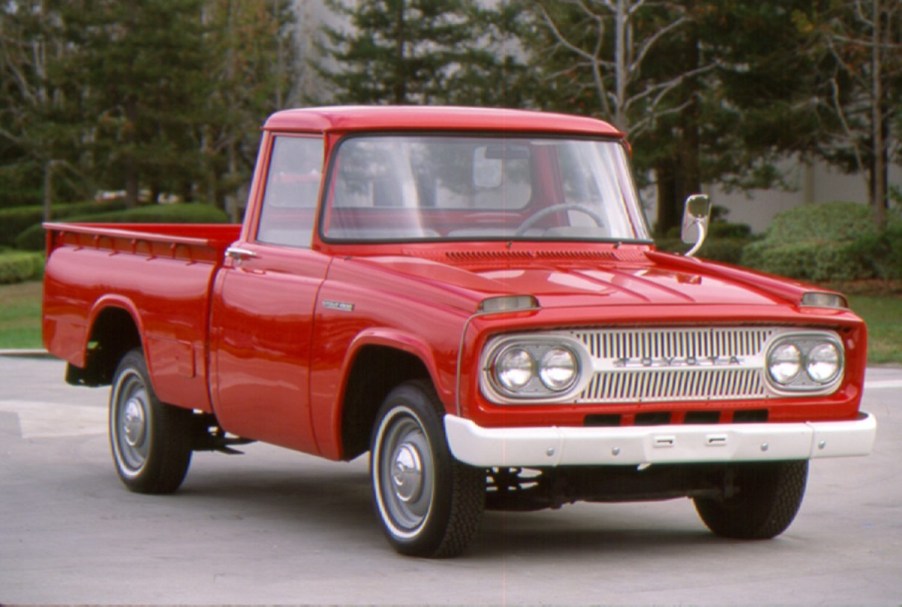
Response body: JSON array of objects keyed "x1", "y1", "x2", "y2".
[{"x1": 257, "y1": 136, "x2": 324, "y2": 247}]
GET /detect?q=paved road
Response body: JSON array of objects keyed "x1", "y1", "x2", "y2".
[{"x1": 1, "y1": 355, "x2": 900, "y2": 605}]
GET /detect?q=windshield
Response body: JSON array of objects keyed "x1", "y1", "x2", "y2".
[{"x1": 322, "y1": 134, "x2": 650, "y2": 242}]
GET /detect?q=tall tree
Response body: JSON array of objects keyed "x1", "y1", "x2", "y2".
[
  {"x1": 640, "y1": 1, "x2": 822, "y2": 232},
  {"x1": 319, "y1": 0, "x2": 525, "y2": 104},
  {"x1": 0, "y1": 0, "x2": 86, "y2": 213},
  {"x1": 535, "y1": 0, "x2": 709, "y2": 134},
  {"x1": 797, "y1": 0, "x2": 901, "y2": 228},
  {"x1": 67, "y1": 0, "x2": 210, "y2": 207},
  {"x1": 201, "y1": 0, "x2": 298, "y2": 216},
  {"x1": 442, "y1": 0, "x2": 535, "y2": 107},
  {"x1": 531, "y1": 0, "x2": 718, "y2": 233}
]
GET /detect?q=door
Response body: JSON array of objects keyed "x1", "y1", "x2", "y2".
[{"x1": 210, "y1": 135, "x2": 327, "y2": 453}]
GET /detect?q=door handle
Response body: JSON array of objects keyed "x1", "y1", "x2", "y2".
[{"x1": 225, "y1": 246, "x2": 258, "y2": 262}]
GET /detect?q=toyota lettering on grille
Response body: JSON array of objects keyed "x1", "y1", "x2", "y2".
[{"x1": 612, "y1": 355, "x2": 745, "y2": 369}]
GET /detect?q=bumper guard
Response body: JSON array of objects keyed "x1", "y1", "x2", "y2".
[{"x1": 444, "y1": 412, "x2": 877, "y2": 468}]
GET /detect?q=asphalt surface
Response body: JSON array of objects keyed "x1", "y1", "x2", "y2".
[{"x1": 0, "y1": 354, "x2": 900, "y2": 605}]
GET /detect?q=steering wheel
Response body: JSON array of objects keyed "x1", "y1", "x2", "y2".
[{"x1": 514, "y1": 203, "x2": 605, "y2": 236}]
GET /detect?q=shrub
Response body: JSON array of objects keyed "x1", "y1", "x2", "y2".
[
  {"x1": 849, "y1": 217, "x2": 902, "y2": 282},
  {"x1": 656, "y1": 236, "x2": 755, "y2": 265},
  {"x1": 15, "y1": 203, "x2": 230, "y2": 250},
  {"x1": 694, "y1": 237, "x2": 755, "y2": 265},
  {"x1": 741, "y1": 202, "x2": 876, "y2": 282},
  {"x1": 0, "y1": 251, "x2": 44, "y2": 284},
  {"x1": 656, "y1": 218, "x2": 757, "y2": 265},
  {"x1": 760, "y1": 201, "x2": 875, "y2": 243},
  {"x1": 0, "y1": 206, "x2": 45, "y2": 249},
  {"x1": 0, "y1": 199, "x2": 128, "y2": 248}
]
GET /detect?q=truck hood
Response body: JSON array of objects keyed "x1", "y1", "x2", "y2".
[{"x1": 355, "y1": 246, "x2": 803, "y2": 310}]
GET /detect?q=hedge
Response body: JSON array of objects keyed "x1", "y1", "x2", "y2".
[
  {"x1": 0, "y1": 251, "x2": 44, "y2": 284},
  {"x1": 849, "y1": 218, "x2": 902, "y2": 281},
  {"x1": 741, "y1": 202, "x2": 877, "y2": 282},
  {"x1": 0, "y1": 199, "x2": 127, "y2": 248},
  {"x1": 759, "y1": 201, "x2": 875, "y2": 243},
  {"x1": 15, "y1": 203, "x2": 230, "y2": 250},
  {"x1": 656, "y1": 236, "x2": 754, "y2": 265},
  {"x1": 656, "y1": 219, "x2": 757, "y2": 265}
]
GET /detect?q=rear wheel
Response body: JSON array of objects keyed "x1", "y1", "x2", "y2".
[
  {"x1": 370, "y1": 380, "x2": 484, "y2": 557},
  {"x1": 694, "y1": 461, "x2": 808, "y2": 539},
  {"x1": 109, "y1": 349, "x2": 193, "y2": 494}
]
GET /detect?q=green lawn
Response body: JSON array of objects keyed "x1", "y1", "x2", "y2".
[
  {"x1": 1, "y1": 281, "x2": 900, "y2": 365},
  {"x1": 848, "y1": 294, "x2": 902, "y2": 365},
  {"x1": 0, "y1": 280, "x2": 42, "y2": 349}
]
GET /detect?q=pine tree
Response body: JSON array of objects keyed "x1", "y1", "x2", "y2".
[
  {"x1": 201, "y1": 0, "x2": 298, "y2": 215},
  {"x1": 795, "y1": 0, "x2": 901, "y2": 228},
  {"x1": 318, "y1": 0, "x2": 519, "y2": 105},
  {"x1": 0, "y1": 0, "x2": 86, "y2": 211},
  {"x1": 66, "y1": 0, "x2": 210, "y2": 207}
]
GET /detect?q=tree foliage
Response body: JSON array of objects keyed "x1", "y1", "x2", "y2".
[
  {"x1": 0, "y1": 0, "x2": 298, "y2": 214},
  {"x1": 0, "y1": 0, "x2": 86, "y2": 211},
  {"x1": 317, "y1": 0, "x2": 530, "y2": 106},
  {"x1": 317, "y1": 0, "x2": 899, "y2": 234},
  {"x1": 1, "y1": 0, "x2": 898, "y2": 237},
  {"x1": 794, "y1": 0, "x2": 902, "y2": 228}
]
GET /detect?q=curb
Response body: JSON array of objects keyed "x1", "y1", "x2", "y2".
[{"x1": 0, "y1": 349, "x2": 52, "y2": 359}]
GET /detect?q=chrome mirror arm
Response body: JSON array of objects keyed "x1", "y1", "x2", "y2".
[
  {"x1": 683, "y1": 220, "x2": 707, "y2": 257},
  {"x1": 680, "y1": 194, "x2": 711, "y2": 258}
]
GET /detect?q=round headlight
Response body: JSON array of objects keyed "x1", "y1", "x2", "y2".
[
  {"x1": 768, "y1": 343, "x2": 801, "y2": 385},
  {"x1": 494, "y1": 347, "x2": 534, "y2": 391},
  {"x1": 539, "y1": 347, "x2": 578, "y2": 391},
  {"x1": 807, "y1": 342, "x2": 841, "y2": 383}
]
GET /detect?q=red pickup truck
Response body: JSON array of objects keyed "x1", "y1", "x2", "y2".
[{"x1": 43, "y1": 106, "x2": 876, "y2": 557}]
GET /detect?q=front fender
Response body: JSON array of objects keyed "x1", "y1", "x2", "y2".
[
  {"x1": 310, "y1": 326, "x2": 459, "y2": 461},
  {"x1": 343, "y1": 328, "x2": 450, "y2": 401}
]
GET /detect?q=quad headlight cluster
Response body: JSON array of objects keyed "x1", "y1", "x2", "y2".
[
  {"x1": 481, "y1": 335, "x2": 592, "y2": 402},
  {"x1": 480, "y1": 329, "x2": 846, "y2": 404},
  {"x1": 765, "y1": 332, "x2": 844, "y2": 393}
]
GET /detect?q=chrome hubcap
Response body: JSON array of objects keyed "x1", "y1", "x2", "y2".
[
  {"x1": 374, "y1": 406, "x2": 436, "y2": 537},
  {"x1": 391, "y1": 442, "x2": 424, "y2": 503},
  {"x1": 123, "y1": 397, "x2": 146, "y2": 447},
  {"x1": 111, "y1": 368, "x2": 151, "y2": 474}
]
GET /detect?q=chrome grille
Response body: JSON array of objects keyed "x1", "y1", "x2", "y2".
[{"x1": 569, "y1": 327, "x2": 776, "y2": 403}]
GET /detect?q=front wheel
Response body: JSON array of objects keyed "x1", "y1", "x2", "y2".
[
  {"x1": 694, "y1": 461, "x2": 808, "y2": 539},
  {"x1": 109, "y1": 349, "x2": 193, "y2": 494},
  {"x1": 370, "y1": 381, "x2": 485, "y2": 557}
]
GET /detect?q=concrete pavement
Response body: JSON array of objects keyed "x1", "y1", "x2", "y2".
[{"x1": 1, "y1": 355, "x2": 899, "y2": 605}]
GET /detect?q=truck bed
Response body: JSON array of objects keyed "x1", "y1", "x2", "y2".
[
  {"x1": 43, "y1": 222, "x2": 241, "y2": 412},
  {"x1": 44, "y1": 222, "x2": 240, "y2": 261}
]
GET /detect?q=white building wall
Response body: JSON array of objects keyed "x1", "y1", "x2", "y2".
[{"x1": 703, "y1": 159, "x2": 901, "y2": 234}]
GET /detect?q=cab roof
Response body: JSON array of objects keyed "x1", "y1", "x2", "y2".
[{"x1": 263, "y1": 106, "x2": 624, "y2": 138}]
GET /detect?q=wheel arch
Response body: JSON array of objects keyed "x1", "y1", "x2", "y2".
[
  {"x1": 338, "y1": 334, "x2": 442, "y2": 461},
  {"x1": 68, "y1": 298, "x2": 144, "y2": 387}
]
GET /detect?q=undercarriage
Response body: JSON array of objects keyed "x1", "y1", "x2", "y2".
[{"x1": 485, "y1": 463, "x2": 742, "y2": 511}]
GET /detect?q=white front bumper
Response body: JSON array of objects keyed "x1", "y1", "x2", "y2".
[{"x1": 444, "y1": 412, "x2": 877, "y2": 468}]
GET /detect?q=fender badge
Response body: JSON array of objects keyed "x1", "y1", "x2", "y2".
[{"x1": 322, "y1": 300, "x2": 355, "y2": 312}]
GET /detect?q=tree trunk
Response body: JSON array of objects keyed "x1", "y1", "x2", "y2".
[
  {"x1": 678, "y1": 16, "x2": 702, "y2": 220},
  {"x1": 870, "y1": 0, "x2": 887, "y2": 229},
  {"x1": 655, "y1": 160, "x2": 679, "y2": 236},
  {"x1": 124, "y1": 98, "x2": 139, "y2": 208},
  {"x1": 393, "y1": 0, "x2": 407, "y2": 104},
  {"x1": 42, "y1": 159, "x2": 54, "y2": 222},
  {"x1": 655, "y1": 16, "x2": 703, "y2": 237},
  {"x1": 125, "y1": 159, "x2": 139, "y2": 209}
]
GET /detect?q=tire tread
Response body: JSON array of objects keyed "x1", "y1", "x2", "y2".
[{"x1": 694, "y1": 461, "x2": 808, "y2": 540}]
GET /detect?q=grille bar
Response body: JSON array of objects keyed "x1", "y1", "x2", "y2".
[
  {"x1": 569, "y1": 327, "x2": 775, "y2": 403},
  {"x1": 573, "y1": 327, "x2": 773, "y2": 360},
  {"x1": 579, "y1": 368, "x2": 765, "y2": 403}
]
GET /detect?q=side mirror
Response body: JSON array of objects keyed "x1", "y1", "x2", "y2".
[{"x1": 680, "y1": 194, "x2": 711, "y2": 257}]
